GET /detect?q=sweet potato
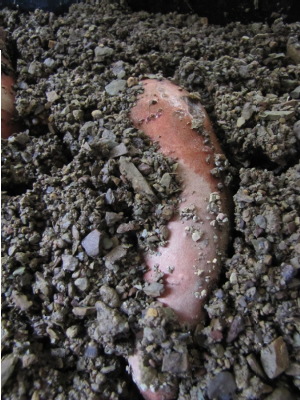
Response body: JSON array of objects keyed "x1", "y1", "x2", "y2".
[
  {"x1": 1, "y1": 73, "x2": 18, "y2": 139},
  {"x1": 1, "y1": 28, "x2": 19, "y2": 139},
  {"x1": 128, "y1": 79, "x2": 232, "y2": 399}
]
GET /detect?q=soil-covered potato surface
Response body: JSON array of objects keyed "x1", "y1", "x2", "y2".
[{"x1": 1, "y1": 2, "x2": 300, "y2": 399}]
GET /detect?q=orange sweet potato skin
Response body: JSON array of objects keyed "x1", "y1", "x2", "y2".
[
  {"x1": 129, "y1": 79, "x2": 232, "y2": 399},
  {"x1": 131, "y1": 79, "x2": 231, "y2": 325}
]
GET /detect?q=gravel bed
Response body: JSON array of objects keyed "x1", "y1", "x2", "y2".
[{"x1": 1, "y1": 2, "x2": 300, "y2": 399}]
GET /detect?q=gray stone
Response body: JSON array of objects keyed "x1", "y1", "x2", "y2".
[
  {"x1": 105, "y1": 188, "x2": 115, "y2": 205},
  {"x1": 260, "y1": 336, "x2": 290, "y2": 379},
  {"x1": 252, "y1": 238, "x2": 271, "y2": 255},
  {"x1": 254, "y1": 215, "x2": 266, "y2": 229},
  {"x1": 237, "y1": 116, "x2": 245, "y2": 127},
  {"x1": 46, "y1": 90, "x2": 60, "y2": 103},
  {"x1": 241, "y1": 102, "x2": 255, "y2": 120},
  {"x1": 105, "y1": 211, "x2": 124, "y2": 226},
  {"x1": 94, "y1": 46, "x2": 114, "y2": 61},
  {"x1": 81, "y1": 229, "x2": 102, "y2": 258},
  {"x1": 112, "y1": 60, "x2": 126, "y2": 79},
  {"x1": 207, "y1": 371, "x2": 237, "y2": 400},
  {"x1": 100, "y1": 285, "x2": 120, "y2": 308},
  {"x1": 290, "y1": 86, "x2": 300, "y2": 99},
  {"x1": 66, "y1": 325, "x2": 80, "y2": 339},
  {"x1": 34, "y1": 272, "x2": 51, "y2": 297},
  {"x1": 287, "y1": 37, "x2": 300, "y2": 64},
  {"x1": 72, "y1": 110, "x2": 83, "y2": 120},
  {"x1": 143, "y1": 282, "x2": 164, "y2": 297},
  {"x1": 1, "y1": 354, "x2": 18, "y2": 388},
  {"x1": 117, "y1": 221, "x2": 139, "y2": 233},
  {"x1": 84, "y1": 344, "x2": 98, "y2": 358},
  {"x1": 246, "y1": 354, "x2": 266, "y2": 379},
  {"x1": 105, "y1": 79, "x2": 126, "y2": 96},
  {"x1": 226, "y1": 315, "x2": 245, "y2": 343},
  {"x1": 22, "y1": 354, "x2": 37, "y2": 368},
  {"x1": 264, "y1": 387, "x2": 295, "y2": 400},
  {"x1": 162, "y1": 352, "x2": 189, "y2": 374},
  {"x1": 72, "y1": 306, "x2": 95, "y2": 317},
  {"x1": 28, "y1": 61, "x2": 39, "y2": 74},
  {"x1": 62, "y1": 254, "x2": 79, "y2": 271},
  {"x1": 74, "y1": 277, "x2": 89, "y2": 291},
  {"x1": 94, "y1": 301, "x2": 129, "y2": 339},
  {"x1": 119, "y1": 157, "x2": 156, "y2": 201},
  {"x1": 285, "y1": 362, "x2": 300, "y2": 377},
  {"x1": 11, "y1": 291, "x2": 32, "y2": 311},
  {"x1": 293, "y1": 120, "x2": 300, "y2": 141},
  {"x1": 239, "y1": 65, "x2": 250, "y2": 78},
  {"x1": 79, "y1": 121, "x2": 95, "y2": 138},
  {"x1": 44, "y1": 57, "x2": 55, "y2": 68},
  {"x1": 91, "y1": 109, "x2": 102, "y2": 119},
  {"x1": 260, "y1": 110, "x2": 295, "y2": 121},
  {"x1": 160, "y1": 173, "x2": 172, "y2": 189},
  {"x1": 109, "y1": 143, "x2": 128, "y2": 158},
  {"x1": 104, "y1": 245, "x2": 127, "y2": 268}
]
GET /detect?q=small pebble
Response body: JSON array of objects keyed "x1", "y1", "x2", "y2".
[
  {"x1": 226, "y1": 315, "x2": 245, "y2": 343},
  {"x1": 105, "y1": 79, "x2": 126, "y2": 96},
  {"x1": 74, "y1": 277, "x2": 89, "y2": 291},
  {"x1": 162, "y1": 352, "x2": 189, "y2": 374},
  {"x1": 62, "y1": 254, "x2": 79, "y2": 271},
  {"x1": 66, "y1": 325, "x2": 80, "y2": 339},
  {"x1": 44, "y1": 57, "x2": 55, "y2": 68},
  {"x1": 91, "y1": 109, "x2": 102, "y2": 119},
  {"x1": 143, "y1": 282, "x2": 164, "y2": 297},
  {"x1": 260, "y1": 336, "x2": 290, "y2": 379},
  {"x1": 94, "y1": 46, "x2": 114, "y2": 61},
  {"x1": 81, "y1": 229, "x2": 102, "y2": 258},
  {"x1": 100, "y1": 285, "x2": 120, "y2": 308},
  {"x1": 264, "y1": 387, "x2": 295, "y2": 400},
  {"x1": 207, "y1": 371, "x2": 237, "y2": 400},
  {"x1": 46, "y1": 91, "x2": 60, "y2": 103},
  {"x1": 1, "y1": 354, "x2": 18, "y2": 388}
]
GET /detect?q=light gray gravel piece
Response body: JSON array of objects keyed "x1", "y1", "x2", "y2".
[
  {"x1": 62, "y1": 254, "x2": 79, "y2": 271},
  {"x1": 81, "y1": 229, "x2": 102, "y2": 258},
  {"x1": 105, "y1": 79, "x2": 126, "y2": 96},
  {"x1": 119, "y1": 156, "x2": 157, "y2": 201},
  {"x1": 1, "y1": 354, "x2": 18, "y2": 388}
]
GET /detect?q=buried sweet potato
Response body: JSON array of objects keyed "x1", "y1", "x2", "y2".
[
  {"x1": 1, "y1": 28, "x2": 19, "y2": 139},
  {"x1": 1, "y1": 73, "x2": 18, "y2": 139},
  {"x1": 128, "y1": 79, "x2": 232, "y2": 399}
]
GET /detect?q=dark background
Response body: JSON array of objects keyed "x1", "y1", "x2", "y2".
[
  {"x1": 0, "y1": 0, "x2": 299, "y2": 24},
  {"x1": 126, "y1": 0, "x2": 300, "y2": 24}
]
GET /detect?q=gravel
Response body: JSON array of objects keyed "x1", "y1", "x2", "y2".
[{"x1": 1, "y1": 1, "x2": 299, "y2": 399}]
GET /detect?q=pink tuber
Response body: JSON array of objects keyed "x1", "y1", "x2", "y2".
[
  {"x1": 128, "y1": 79, "x2": 232, "y2": 399},
  {"x1": 1, "y1": 28, "x2": 19, "y2": 139},
  {"x1": 1, "y1": 74, "x2": 18, "y2": 139}
]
